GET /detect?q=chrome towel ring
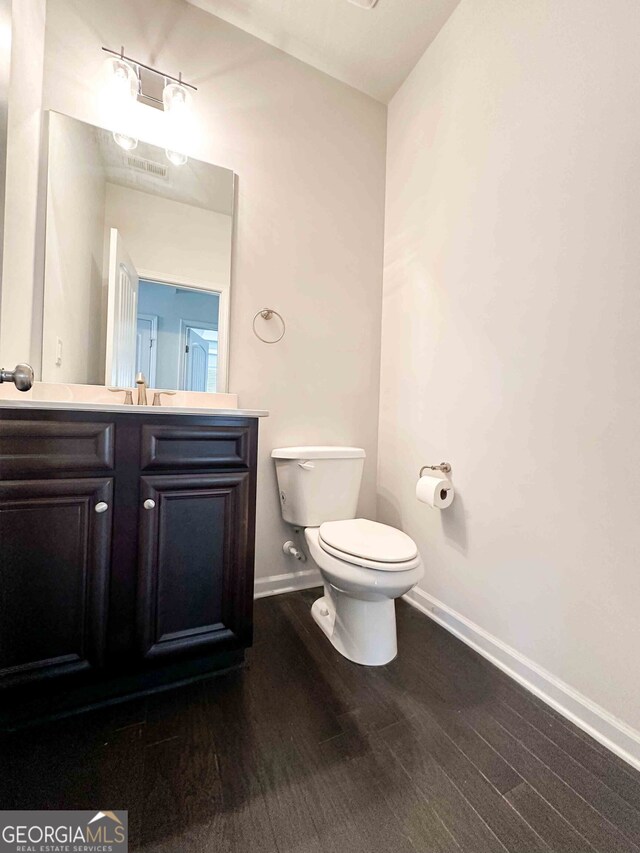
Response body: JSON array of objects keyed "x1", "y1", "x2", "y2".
[{"x1": 252, "y1": 308, "x2": 286, "y2": 344}]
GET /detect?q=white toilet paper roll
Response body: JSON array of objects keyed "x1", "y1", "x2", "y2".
[{"x1": 416, "y1": 474, "x2": 454, "y2": 509}]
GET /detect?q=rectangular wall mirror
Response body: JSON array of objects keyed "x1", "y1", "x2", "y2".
[{"x1": 41, "y1": 111, "x2": 235, "y2": 392}]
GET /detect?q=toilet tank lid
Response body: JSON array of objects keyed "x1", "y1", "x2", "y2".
[{"x1": 271, "y1": 446, "x2": 366, "y2": 459}]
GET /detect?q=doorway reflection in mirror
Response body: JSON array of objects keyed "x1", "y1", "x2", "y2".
[{"x1": 136, "y1": 280, "x2": 219, "y2": 392}]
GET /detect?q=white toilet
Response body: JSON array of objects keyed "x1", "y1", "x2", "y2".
[{"x1": 271, "y1": 446, "x2": 423, "y2": 666}]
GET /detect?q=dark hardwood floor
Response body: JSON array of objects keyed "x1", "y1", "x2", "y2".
[{"x1": 2, "y1": 588, "x2": 640, "y2": 852}]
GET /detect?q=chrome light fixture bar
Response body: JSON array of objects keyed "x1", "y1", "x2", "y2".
[{"x1": 101, "y1": 46, "x2": 197, "y2": 106}]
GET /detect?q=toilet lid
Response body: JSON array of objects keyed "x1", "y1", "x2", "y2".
[{"x1": 319, "y1": 518, "x2": 418, "y2": 564}]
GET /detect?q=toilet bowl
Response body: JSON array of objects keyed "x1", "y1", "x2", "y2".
[
  {"x1": 305, "y1": 522, "x2": 423, "y2": 665},
  {"x1": 272, "y1": 446, "x2": 423, "y2": 666}
]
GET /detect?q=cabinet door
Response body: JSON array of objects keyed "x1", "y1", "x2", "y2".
[
  {"x1": 137, "y1": 472, "x2": 253, "y2": 660},
  {"x1": 0, "y1": 478, "x2": 112, "y2": 687}
]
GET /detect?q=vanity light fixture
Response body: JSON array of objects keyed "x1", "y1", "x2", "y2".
[
  {"x1": 162, "y1": 76, "x2": 192, "y2": 166},
  {"x1": 102, "y1": 46, "x2": 197, "y2": 164},
  {"x1": 103, "y1": 50, "x2": 139, "y2": 151}
]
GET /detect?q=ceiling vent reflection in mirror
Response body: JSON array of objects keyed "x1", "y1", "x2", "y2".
[{"x1": 126, "y1": 154, "x2": 169, "y2": 180}]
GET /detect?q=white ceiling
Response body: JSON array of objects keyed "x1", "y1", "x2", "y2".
[{"x1": 185, "y1": 0, "x2": 461, "y2": 103}]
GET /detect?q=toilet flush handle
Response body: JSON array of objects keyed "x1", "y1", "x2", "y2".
[{"x1": 298, "y1": 460, "x2": 314, "y2": 470}]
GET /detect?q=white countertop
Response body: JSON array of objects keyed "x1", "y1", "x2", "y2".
[{"x1": 0, "y1": 399, "x2": 269, "y2": 418}]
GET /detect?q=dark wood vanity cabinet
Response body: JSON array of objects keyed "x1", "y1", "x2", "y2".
[
  {"x1": 136, "y1": 471, "x2": 253, "y2": 661},
  {"x1": 0, "y1": 408, "x2": 259, "y2": 723},
  {"x1": 0, "y1": 477, "x2": 112, "y2": 684}
]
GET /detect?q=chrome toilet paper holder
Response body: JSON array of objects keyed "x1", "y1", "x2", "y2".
[{"x1": 419, "y1": 462, "x2": 452, "y2": 477}]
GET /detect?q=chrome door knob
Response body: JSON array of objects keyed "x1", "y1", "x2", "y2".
[
  {"x1": 0, "y1": 363, "x2": 34, "y2": 392},
  {"x1": 143, "y1": 499, "x2": 156, "y2": 510},
  {"x1": 94, "y1": 502, "x2": 109, "y2": 513}
]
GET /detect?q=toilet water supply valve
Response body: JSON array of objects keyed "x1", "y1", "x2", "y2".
[{"x1": 283, "y1": 540, "x2": 306, "y2": 562}]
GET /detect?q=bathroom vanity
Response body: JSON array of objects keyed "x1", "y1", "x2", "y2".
[
  {"x1": 0, "y1": 403, "x2": 265, "y2": 724},
  {"x1": 0, "y1": 101, "x2": 270, "y2": 724}
]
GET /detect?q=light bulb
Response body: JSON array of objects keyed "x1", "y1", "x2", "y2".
[
  {"x1": 113, "y1": 132, "x2": 138, "y2": 151},
  {"x1": 163, "y1": 80, "x2": 192, "y2": 166},
  {"x1": 104, "y1": 55, "x2": 139, "y2": 151},
  {"x1": 166, "y1": 149, "x2": 188, "y2": 166},
  {"x1": 108, "y1": 56, "x2": 138, "y2": 101},
  {"x1": 163, "y1": 81, "x2": 190, "y2": 115}
]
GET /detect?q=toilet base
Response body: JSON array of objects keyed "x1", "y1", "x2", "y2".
[{"x1": 311, "y1": 585, "x2": 397, "y2": 666}]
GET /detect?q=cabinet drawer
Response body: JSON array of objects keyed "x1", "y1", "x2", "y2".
[
  {"x1": 140, "y1": 424, "x2": 251, "y2": 471},
  {"x1": 0, "y1": 420, "x2": 114, "y2": 476}
]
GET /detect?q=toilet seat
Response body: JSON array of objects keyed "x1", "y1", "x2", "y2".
[{"x1": 318, "y1": 518, "x2": 421, "y2": 572}]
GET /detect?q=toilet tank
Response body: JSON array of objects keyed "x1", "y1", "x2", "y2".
[{"x1": 271, "y1": 446, "x2": 366, "y2": 527}]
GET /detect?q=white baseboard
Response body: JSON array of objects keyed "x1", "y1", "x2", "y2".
[
  {"x1": 254, "y1": 567, "x2": 322, "y2": 599},
  {"x1": 403, "y1": 586, "x2": 640, "y2": 773}
]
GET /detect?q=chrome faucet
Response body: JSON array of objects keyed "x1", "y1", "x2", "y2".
[{"x1": 135, "y1": 372, "x2": 148, "y2": 405}]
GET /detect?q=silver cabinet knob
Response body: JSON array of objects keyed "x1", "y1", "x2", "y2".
[
  {"x1": 143, "y1": 499, "x2": 156, "y2": 510},
  {"x1": 95, "y1": 501, "x2": 109, "y2": 513}
]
